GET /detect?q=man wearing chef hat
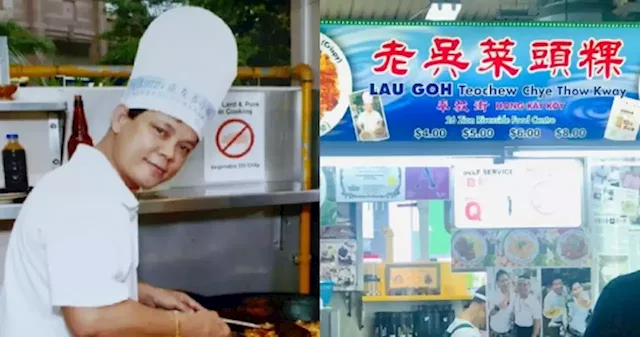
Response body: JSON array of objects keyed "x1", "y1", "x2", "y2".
[
  {"x1": 355, "y1": 91, "x2": 386, "y2": 140},
  {"x1": 0, "y1": 6, "x2": 236, "y2": 337}
]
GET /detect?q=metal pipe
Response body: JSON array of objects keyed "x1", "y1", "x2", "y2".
[
  {"x1": 9, "y1": 65, "x2": 298, "y2": 80},
  {"x1": 299, "y1": 0, "x2": 314, "y2": 67},
  {"x1": 292, "y1": 63, "x2": 313, "y2": 294},
  {"x1": 10, "y1": 65, "x2": 132, "y2": 78},
  {"x1": 10, "y1": 63, "x2": 315, "y2": 294}
]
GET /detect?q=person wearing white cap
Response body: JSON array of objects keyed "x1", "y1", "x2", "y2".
[
  {"x1": 0, "y1": 6, "x2": 236, "y2": 337},
  {"x1": 444, "y1": 286, "x2": 487, "y2": 337},
  {"x1": 355, "y1": 91, "x2": 385, "y2": 139}
]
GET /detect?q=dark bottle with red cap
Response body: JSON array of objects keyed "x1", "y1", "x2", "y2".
[
  {"x1": 67, "y1": 95, "x2": 93, "y2": 158},
  {"x1": 2, "y1": 134, "x2": 29, "y2": 192}
]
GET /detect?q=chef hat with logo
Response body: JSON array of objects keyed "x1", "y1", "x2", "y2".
[
  {"x1": 362, "y1": 91, "x2": 373, "y2": 104},
  {"x1": 121, "y1": 6, "x2": 238, "y2": 140}
]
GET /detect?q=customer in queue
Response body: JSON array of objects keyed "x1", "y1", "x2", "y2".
[
  {"x1": 582, "y1": 271, "x2": 640, "y2": 337},
  {"x1": 444, "y1": 286, "x2": 487, "y2": 337},
  {"x1": 0, "y1": 6, "x2": 237, "y2": 337}
]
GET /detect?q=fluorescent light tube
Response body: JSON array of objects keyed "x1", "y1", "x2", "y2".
[
  {"x1": 425, "y1": 2, "x2": 462, "y2": 21},
  {"x1": 513, "y1": 150, "x2": 640, "y2": 158}
]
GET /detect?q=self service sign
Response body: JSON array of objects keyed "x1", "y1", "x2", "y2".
[{"x1": 319, "y1": 21, "x2": 640, "y2": 142}]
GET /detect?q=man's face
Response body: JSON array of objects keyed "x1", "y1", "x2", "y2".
[
  {"x1": 552, "y1": 279, "x2": 564, "y2": 295},
  {"x1": 517, "y1": 278, "x2": 530, "y2": 297},
  {"x1": 364, "y1": 103, "x2": 374, "y2": 112},
  {"x1": 111, "y1": 107, "x2": 198, "y2": 190}
]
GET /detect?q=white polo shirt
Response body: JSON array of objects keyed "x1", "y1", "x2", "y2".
[
  {"x1": 445, "y1": 318, "x2": 482, "y2": 337},
  {"x1": 514, "y1": 294, "x2": 542, "y2": 327},
  {"x1": 490, "y1": 290, "x2": 514, "y2": 333},
  {"x1": 356, "y1": 110, "x2": 384, "y2": 133},
  {"x1": 0, "y1": 145, "x2": 140, "y2": 337}
]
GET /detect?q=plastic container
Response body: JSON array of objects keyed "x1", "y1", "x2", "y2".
[
  {"x1": 320, "y1": 281, "x2": 334, "y2": 308},
  {"x1": 364, "y1": 257, "x2": 382, "y2": 296}
]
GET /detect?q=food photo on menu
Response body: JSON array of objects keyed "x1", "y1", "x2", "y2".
[
  {"x1": 319, "y1": 32, "x2": 352, "y2": 138},
  {"x1": 487, "y1": 268, "x2": 542, "y2": 337},
  {"x1": 451, "y1": 229, "x2": 493, "y2": 270},
  {"x1": 451, "y1": 229, "x2": 591, "y2": 271},
  {"x1": 541, "y1": 268, "x2": 592, "y2": 337}
]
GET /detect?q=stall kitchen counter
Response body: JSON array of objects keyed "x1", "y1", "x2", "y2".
[{"x1": 0, "y1": 181, "x2": 319, "y2": 220}]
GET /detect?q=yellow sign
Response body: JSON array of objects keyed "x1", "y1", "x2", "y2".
[{"x1": 387, "y1": 264, "x2": 439, "y2": 290}]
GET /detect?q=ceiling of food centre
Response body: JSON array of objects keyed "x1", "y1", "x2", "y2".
[{"x1": 320, "y1": 0, "x2": 638, "y2": 22}]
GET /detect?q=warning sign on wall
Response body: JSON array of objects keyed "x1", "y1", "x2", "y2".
[{"x1": 204, "y1": 92, "x2": 266, "y2": 183}]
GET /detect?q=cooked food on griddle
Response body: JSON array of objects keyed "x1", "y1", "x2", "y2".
[
  {"x1": 242, "y1": 329, "x2": 278, "y2": 337},
  {"x1": 296, "y1": 320, "x2": 320, "y2": 337}
]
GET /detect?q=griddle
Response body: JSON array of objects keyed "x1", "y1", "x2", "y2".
[{"x1": 185, "y1": 292, "x2": 318, "y2": 337}]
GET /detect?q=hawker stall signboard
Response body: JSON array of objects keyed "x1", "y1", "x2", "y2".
[{"x1": 320, "y1": 21, "x2": 640, "y2": 142}]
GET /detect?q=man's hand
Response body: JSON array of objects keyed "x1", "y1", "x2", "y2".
[
  {"x1": 182, "y1": 310, "x2": 231, "y2": 337},
  {"x1": 139, "y1": 282, "x2": 205, "y2": 312}
]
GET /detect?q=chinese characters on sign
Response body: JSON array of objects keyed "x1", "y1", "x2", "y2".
[
  {"x1": 577, "y1": 38, "x2": 625, "y2": 79},
  {"x1": 422, "y1": 37, "x2": 470, "y2": 79},
  {"x1": 528, "y1": 40, "x2": 573, "y2": 77},
  {"x1": 477, "y1": 37, "x2": 521, "y2": 80},
  {"x1": 371, "y1": 36, "x2": 625, "y2": 81},
  {"x1": 371, "y1": 39, "x2": 417, "y2": 77},
  {"x1": 320, "y1": 21, "x2": 640, "y2": 142}
]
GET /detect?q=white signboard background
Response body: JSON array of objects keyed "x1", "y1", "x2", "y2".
[
  {"x1": 203, "y1": 92, "x2": 266, "y2": 183},
  {"x1": 453, "y1": 159, "x2": 583, "y2": 229}
]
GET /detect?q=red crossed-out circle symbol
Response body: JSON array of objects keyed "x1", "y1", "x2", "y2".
[{"x1": 215, "y1": 118, "x2": 255, "y2": 159}]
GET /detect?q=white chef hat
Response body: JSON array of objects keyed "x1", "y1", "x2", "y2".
[
  {"x1": 121, "y1": 6, "x2": 238, "y2": 140},
  {"x1": 362, "y1": 91, "x2": 373, "y2": 104}
]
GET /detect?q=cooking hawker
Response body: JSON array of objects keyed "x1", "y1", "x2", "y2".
[{"x1": 0, "y1": 6, "x2": 237, "y2": 337}]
